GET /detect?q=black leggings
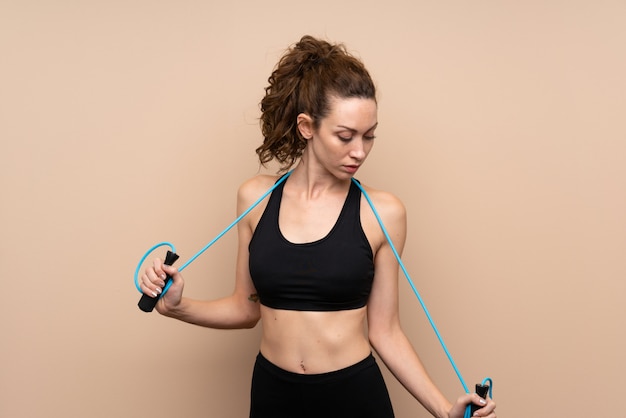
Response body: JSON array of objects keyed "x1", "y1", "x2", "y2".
[{"x1": 250, "y1": 352, "x2": 395, "y2": 418}]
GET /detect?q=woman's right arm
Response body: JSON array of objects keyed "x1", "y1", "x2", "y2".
[{"x1": 139, "y1": 176, "x2": 273, "y2": 329}]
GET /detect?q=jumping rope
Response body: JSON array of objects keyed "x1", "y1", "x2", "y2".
[{"x1": 134, "y1": 171, "x2": 493, "y2": 417}]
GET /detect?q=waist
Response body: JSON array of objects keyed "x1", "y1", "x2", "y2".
[
  {"x1": 254, "y1": 351, "x2": 377, "y2": 383},
  {"x1": 259, "y1": 306, "x2": 371, "y2": 374}
]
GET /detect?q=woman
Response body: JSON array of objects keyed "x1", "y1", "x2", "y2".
[{"x1": 140, "y1": 35, "x2": 496, "y2": 418}]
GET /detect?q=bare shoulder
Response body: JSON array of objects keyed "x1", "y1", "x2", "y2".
[
  {"x1": 237, "y1": 174, "x2": 282, "y2": 212},
  {"x1": 357, "y1": 182, "x2": 407, "y2": 254},
  {"x1": 358, "y1": 182, "x2": 406, "y2": 223}
]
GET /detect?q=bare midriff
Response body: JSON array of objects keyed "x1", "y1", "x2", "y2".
[{"x1": 259, "y1": 305, "x2": 371, "y2": 374}]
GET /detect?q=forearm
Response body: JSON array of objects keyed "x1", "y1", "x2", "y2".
[
  {"x1": 161, "y1": 294, "x2": 260, "y2": 330},
  {"x1": 370, "y1": 327, "x2": 452, "y2": 418}
]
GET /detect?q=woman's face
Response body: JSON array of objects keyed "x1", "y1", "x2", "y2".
[{"x1": 307, "y1": 96, "x2": 378, "y2": 179}]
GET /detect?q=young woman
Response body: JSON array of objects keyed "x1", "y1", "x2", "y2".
[{"x1": 140, "y1": 35, "x2": 496, "y2": 418}]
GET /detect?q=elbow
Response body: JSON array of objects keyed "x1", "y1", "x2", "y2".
[
  {"x1": 367, "y1": 326, "x2": 389, "y2": 352},
  {"x1": 239, "y1": 304, "x2": 261, "y2": 329},
  {"x1": 367, "y1": 320, "x2": 401, "y2": 353},
  {"x1": 219, "y1": 311, "x2": 259, "y2": 330},
  {"x1": 241, "y1": 314, "x2": 260, "y2": 329}
]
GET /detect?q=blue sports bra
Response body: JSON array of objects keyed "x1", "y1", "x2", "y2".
[{"x1": 248, "y1": 177, "x2": 374, "y2": 311}]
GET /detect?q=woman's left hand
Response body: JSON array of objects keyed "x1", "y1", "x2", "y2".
[{"x1": 447, "y1": 393, "x2": 496, "y2": 418}]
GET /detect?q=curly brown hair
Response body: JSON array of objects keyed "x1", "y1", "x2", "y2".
[{"x1": 257, "y1": 35, "x2": 377, "y2": 172}]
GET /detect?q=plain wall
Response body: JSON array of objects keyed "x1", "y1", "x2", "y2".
[{"x1": 1, "y1": 1, "x2": 625, "y2": 417}]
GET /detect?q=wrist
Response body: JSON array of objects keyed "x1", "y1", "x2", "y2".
[
  {"x1": 159, "y1": 297, "x2": 186, "y2": 318},
  {"x1": 440, "y1": 401, "x2": 453, "y2": 418}
]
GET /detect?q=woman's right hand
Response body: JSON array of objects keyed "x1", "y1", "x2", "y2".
[{"x1": 140, "y1": 258, "x2": 185, "y2": 315}]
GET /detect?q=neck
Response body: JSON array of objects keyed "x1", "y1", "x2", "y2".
[{"x1": 287, "y1": 160, "x2": 351, "y2": 200}]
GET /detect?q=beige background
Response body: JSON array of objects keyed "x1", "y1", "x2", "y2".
[{"x1": 1, "y1": 1, "x2": 625, "y2": 417}]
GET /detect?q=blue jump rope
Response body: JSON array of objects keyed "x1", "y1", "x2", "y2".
[{"x1": 134, "y1": 171, "x2": 493, "y2": 418}]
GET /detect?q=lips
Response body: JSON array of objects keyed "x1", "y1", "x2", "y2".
[{"x1": 344, "y1": 165, "x2": 360, "y2": 174}]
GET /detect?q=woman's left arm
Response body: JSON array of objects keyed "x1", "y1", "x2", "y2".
[{"x1": 364, "y1": 189, "x2": 495, "y2": 418}]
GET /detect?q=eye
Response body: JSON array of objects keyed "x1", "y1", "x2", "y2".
[
  {"x1": 364, "y1": 134, "x2": 377, "y2": 141},
  {"x1": 337, "y1": 133, "x2": 353, "y2": 142}
]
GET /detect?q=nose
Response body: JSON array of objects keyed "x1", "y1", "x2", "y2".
[{"x1": 349, "y1": 138, "x2": 367, "y2": 161}]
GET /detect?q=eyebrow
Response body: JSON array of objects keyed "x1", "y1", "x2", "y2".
[{"x1": 337, "y1": 122, "x2": 378, "y2": 132}]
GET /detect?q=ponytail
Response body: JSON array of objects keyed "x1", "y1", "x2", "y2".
[{"x1": 257, "y1": 36, "x2": 376, "y2": 172}]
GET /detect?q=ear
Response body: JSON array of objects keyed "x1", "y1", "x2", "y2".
[{"x1": 297, "y1": 113, "x2": 314, "y2": 140}]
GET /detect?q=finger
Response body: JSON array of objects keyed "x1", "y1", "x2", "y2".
[
  {"x1": 471, "y1": 393, "x2": 488, "y2": 408},
  {"x1": 485, "y1": 398, "x2": 496, "y2": 416},
  {"x1": 141, "y1": 263, "x2": 165, "y2": 297},
  {"x1": 161, "y1": 264, "x2": 179, "y2": 280},
  {"x1": 152, "y1": 258, "x2": 168, "y2": 285},
  {"x1": 472, "y1": 397, "x2": 496, "y2": 417},
  {"x1": 144, "y1": 263, "x2": 164, "y2": 287},
  {"x1": 140, "y1": 274, "x2": 160, "y2": 297}
]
